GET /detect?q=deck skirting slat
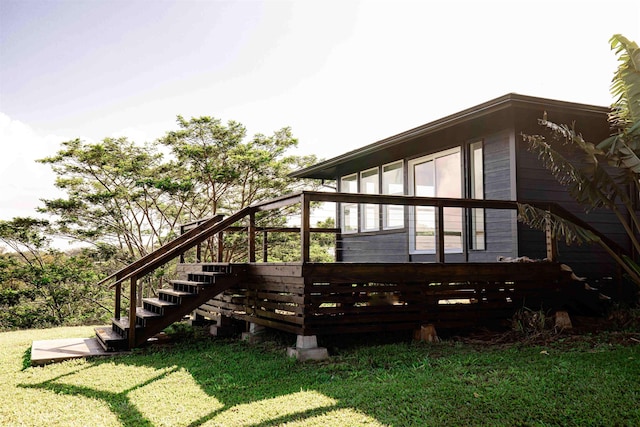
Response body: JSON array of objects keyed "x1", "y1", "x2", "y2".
[{"x1": 194, "y1": 261, "x2": 581, "y2": 334}]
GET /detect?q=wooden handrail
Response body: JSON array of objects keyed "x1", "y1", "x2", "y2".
[
  {"x1": 100, "y1": 193, "x2": 307, "y2": 288},
  {"x1": 102, "y1": 190, "x2": 625, "y2": 288},
  {"x1": 299, "y1": 191, "x2": 625, "y2": 256},
  {"x1": 109, "y1": 210, "x2": 252, "y2": 288},
  {"x1": 97, "y1": 214, "x2": 225, "y2": 288}
]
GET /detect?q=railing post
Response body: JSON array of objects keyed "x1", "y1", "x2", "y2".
[
  {"x1": 179, "y1": 224, "x2": 185, "y2": 263},
  {"x1": 248, "y1": 211, "x2": 256, "y2": 263},
  {"x1": 129, "y1": 276, "x2": 137, "y2": 349},
  {"x1": 217, "y1": 231, "x2": 224, "y2": 262},
  {"x1": 435, "y1": 205, "x2": 445, "y2": 263},
  {"x1": 301, "y1": 193, "x2": 311, "y2": 263},
  {"x1": 262, "y1": 230, "x2": 268, "y2": 262},
  {"x1": 114, "y1": 273, "x2": 122, "y2": 320}
]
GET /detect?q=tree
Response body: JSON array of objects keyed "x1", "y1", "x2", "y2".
[
  {"x1": 0, "y1": 218, "x2": 112, "y2": 329},
  {"x1": 38, "y1": 137, "x2": 186, "y2": 259},
  {"x1": 38, "y1": 118, "x2": 320, "y2": 263},
  {"x1": 257, "y1": 217, "x2": 336, "y2": 263},
  {"x1": 520, "y1": 34, "x2": 640, "y2": 289},
  {"x1": 157, "y1": 116, "x2": 319, "y2": 261}
]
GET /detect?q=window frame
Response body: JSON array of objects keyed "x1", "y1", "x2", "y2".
[
  {"x1": 408, "y1": 147, "x2": 463, "y2": 254},
  {"x1": 382, "y1": 160, "x2": 405, "y2": 230},
  {"x1": 340, "y1": 173, "x2": 358, "y2": 234},
  {"x1": 359, "y1": 167, "x2": 381, "y2": 232},
  {"x1": 468, "y1": 140, "x2": 486, "y2": 251}
]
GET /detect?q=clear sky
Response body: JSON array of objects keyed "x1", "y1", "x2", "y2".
[{"x1": 1, "y1": 0, "x2": 639, "y2": 222}]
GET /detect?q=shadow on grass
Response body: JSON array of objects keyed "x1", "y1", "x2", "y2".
[
  {"x1": 19, "y1": 361, "x2": 179, "y2": 427},
  {"x1": 18, "y1": 325, "x2": 640, "y2": 426},
  {"x1": 18, "y1": 326, "x2": 473, "y2": 426},
  {"x1": 17, "y1": 330, "x2": 384, "y2": 426}
]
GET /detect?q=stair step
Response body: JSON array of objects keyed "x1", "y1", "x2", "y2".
[
  {"x1": 158, "y1": 288, "x2": 196, "y2": 305},
  {"x1": 136, "y1": 307, "x2": 162, "y2": 319},
  {"x1": 143, "y1": 297, "x2": 178, "y2": 315},
  {"x1": 201, "y1": 263, "x2": 231, "y2": 273},
  {"x1": 171, "y1": 280, "x2": 208, "y2": 295},
  {"x1": 143, "y1": 297, "x2": 178, "y2": 308},
  {"x1": 170, "y1": 279, "x2": 207, "y2": 286},
  {"x1": 188, "y1": 272, "x2": 228, "y2": 284},
  {"x1": 94, "y1": 326, "x2": 127, "y2": 351},
  {"x1": 135, "y1": 308, "x2": 161, "y2": 328},
  {"x1": 112, "y1": 316, "x2": 143, "y2": 331},
  {"x1": 159, "y1": 288, "x2": 196, "y2": 297}
]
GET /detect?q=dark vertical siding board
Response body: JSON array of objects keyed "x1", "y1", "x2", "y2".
[
  {"x1": 340, "y1": 231, "x2": 409, "y2": 262},
  {"x1": 480, "y1": 129, "x2": 518, "y2": 260}
]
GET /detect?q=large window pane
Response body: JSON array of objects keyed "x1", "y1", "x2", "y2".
[
  {"x1": 436, "y1": 152, "x2": 462, "y2": 252},
  {"x1": 360, "y1": 168, "x2": 379, "y2": 231},
  {"x1": 382, "y1": 161, "x2": 404, "y2": 229},
  {"x1": 413, "y1": 160, "x2": 435, "y2": 250},
  {"x1": 341, "y1": 174, "x2": 358, "y2": 233},
  {"x1": 470, "y1": 141, "x2": 485, "y2": 250},
  {"x1": 410, "y1": 149, "x2": 462, "y2": 253}
]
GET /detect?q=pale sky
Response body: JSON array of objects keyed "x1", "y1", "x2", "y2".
[{"x1": 1, "y1": 0, "x2": 639, "y2": 222}]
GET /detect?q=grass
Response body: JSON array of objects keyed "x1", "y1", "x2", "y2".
[{"x1": 1, "y1": 325, "x2": 639, "y2": 426}]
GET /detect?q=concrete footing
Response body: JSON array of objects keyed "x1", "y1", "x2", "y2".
[
  {"x1": 209, "y1": 315, "x2": 236, "y2": 337},
  {"x1": 286, "y1": 335, "x2": 329, "y2": 361},
  {"x1": 241, "y1": 323, "x2": 266, "y2": 343}
]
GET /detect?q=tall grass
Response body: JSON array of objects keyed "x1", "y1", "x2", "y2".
[{"x1": 1, "y1": 325, "x2": 639, "y2": 426}]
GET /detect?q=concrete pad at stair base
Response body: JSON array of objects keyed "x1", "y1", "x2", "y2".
[{"x1": 30, "y1": 337, "x2": 117, "y2": 366}]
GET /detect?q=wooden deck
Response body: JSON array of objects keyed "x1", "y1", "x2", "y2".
[
  {"x1": 95, "y1": 191, "x2": 615, "y2": 350},
  {"x1": 189, "y1": 261, "x2": 593, "y2": 336}
]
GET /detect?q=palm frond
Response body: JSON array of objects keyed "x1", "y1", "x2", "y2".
[
  {"x1": 609, "y1": 35, "x2": 640, "y2": 128},
  {"x1": 517, "y1": 204, "x2": 600, "y2": 246},
  {"x1": 522, "y1": 128, "x2": 629, "y2": 211}
]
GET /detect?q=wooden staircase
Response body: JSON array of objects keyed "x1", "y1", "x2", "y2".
[{"x1": 95, "y1": 263, "x2": 240, "y2": 351}]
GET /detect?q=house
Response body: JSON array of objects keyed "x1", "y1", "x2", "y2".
[
  {"x1": 94, "y1": 94, "x2": 627, "y2": 356},
  {"x1": 290, "y1": 93, "x2": 627, "y2": 283}
]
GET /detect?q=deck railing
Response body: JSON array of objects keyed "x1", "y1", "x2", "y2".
[
  {"x1": 100, "y1": 191, "x2": 625, "y2": 348},
  {"x1": 183, "y1": 192, "x2": 623, "y2": 264}
]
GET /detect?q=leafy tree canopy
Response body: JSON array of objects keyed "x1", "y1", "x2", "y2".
[{"x1": 38, "y1": 117, "x2": 320, "y2": 260}]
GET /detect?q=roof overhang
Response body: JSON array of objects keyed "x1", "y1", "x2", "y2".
[{"x1": 290, "y1": 93, "x2": 609, "y2": 180}]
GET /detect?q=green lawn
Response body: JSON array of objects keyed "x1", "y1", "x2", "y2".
[{"x1": 1, "y1": 325, "x2": 639, "y2": 426}]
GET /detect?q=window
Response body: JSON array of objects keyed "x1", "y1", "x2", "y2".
[
  {"x1": 360, "y1": 168, "x2": 380, "y2": 231},
  {"x1": 341, "y1": 174, "x2": 358, "y2": 233},
  {"x1": 469, "y1": 141, "x2": 485, "y2": 250},
  {"x1": 382, "y1": 161, "x2": 404, "y2": 229},
  {"x1": 409, "y1": 148, "x2": 462, "y2": 253}
]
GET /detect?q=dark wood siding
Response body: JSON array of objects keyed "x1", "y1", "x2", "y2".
[
  {"x1": 339, "y1": 129, "x2": 521, "y2": 263},
  {"x1": 469, "y1": 129, "x2": 517, "y2": 262},
  {"x1": 514, "y1": 107, "x2": 626, "y2": 280},
  {"x1": 340, "y1": 231, "x2": 408, "y2": 262}
]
